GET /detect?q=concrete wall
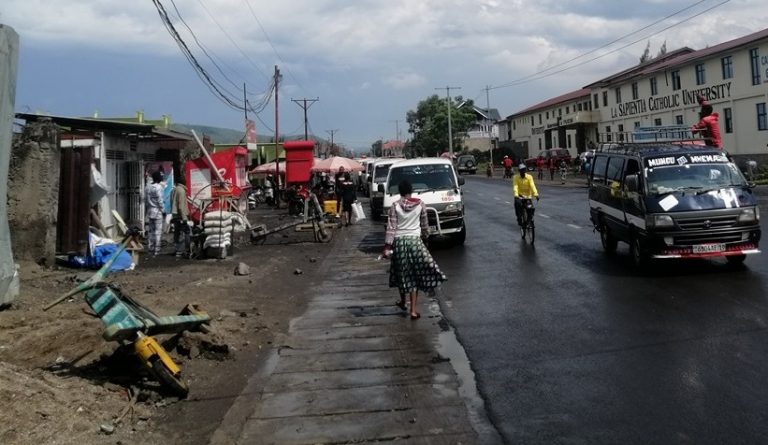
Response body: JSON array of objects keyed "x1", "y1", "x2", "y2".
[
  {"x1": 0, "y1": 25, "x2": 19, "y2": 306},
  {"x1": 8, "y1": 120, "x2": 61, "y2": 266}
]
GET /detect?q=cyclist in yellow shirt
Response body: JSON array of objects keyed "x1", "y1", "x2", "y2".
[{"x1": 513, "y1": 163, "x2": 539, "y2": 227}]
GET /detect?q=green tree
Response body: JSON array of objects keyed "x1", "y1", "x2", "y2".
[{"x1": 406, "y1": 95, "x2": 476, "y2": 157}]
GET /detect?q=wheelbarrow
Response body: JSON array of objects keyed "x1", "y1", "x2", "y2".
[{"x1": 44, "y1": 229, "x2": 211, "y2": 397}]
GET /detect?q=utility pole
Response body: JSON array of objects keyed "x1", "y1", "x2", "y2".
[
  {"x1": 389, "y1": 119, "x2": 401, "y2": 157},
  {"x1": 274, "y1": 65, "x2": 281, "y2": 208},
  {"x1": 485, "y1": 85, "x2": 494, "y2": 177},
  {"x1": 436, "y1": 86, "x2": 461, "y2": 156},
  {"x1": 291, "y1": 97, "x2": 319, "y2": 145},
  {"x1": 326, "y1": 129, "x2": 339, "y2": 157},
  {"x1": 390, "y1": 119, "x2": 401, "y2": 141}
]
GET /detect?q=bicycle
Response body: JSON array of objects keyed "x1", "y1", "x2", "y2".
[{"x1": 518, "y1": 197, "x2": 536, "y2": 245}]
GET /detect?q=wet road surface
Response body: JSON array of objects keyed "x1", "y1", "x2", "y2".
[{"x1": 431, "y1": 176, "x2": 768, "y2": 444}]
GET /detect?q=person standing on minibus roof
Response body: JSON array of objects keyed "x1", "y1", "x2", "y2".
[{"x1": 691, "y1": 104, "x2": 722, "y2": 148}]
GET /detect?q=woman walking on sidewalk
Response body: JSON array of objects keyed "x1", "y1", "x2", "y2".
[{"x1": 383, "y1": 180, "x2": 446, "y2": 320}]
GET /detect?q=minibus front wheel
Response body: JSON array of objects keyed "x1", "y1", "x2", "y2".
[
  {"x1": 599, "y1": 223, "x2": 618, "y2": 254},
  {"x1": 630, "y1": 235, "x2": 649, "y2": 269}
]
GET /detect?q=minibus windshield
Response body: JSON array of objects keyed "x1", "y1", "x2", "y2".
[
  {"x1": 387, "y1": 164, "x2": 456, "y2": 194},
  {"x1": 646, "y1": 163, "x2": 747, "y2": 195},
  {"x1": 374, "y1": 164, "x2": 393, "y2": 182}
]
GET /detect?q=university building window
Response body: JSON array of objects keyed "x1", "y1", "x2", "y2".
[
  {"x1": 750, "y1": 49, "x2": 761, "y2": 85},
  {"x1": 605, "y1": 126, "x2": 612, "y2": 142},
  {"x1": 618, "y1": 124, "x2": 624, "y2": 142},
  {"x1": 631, "y1": 82, "x2": 638, "y2": 100},
  {"x1": 615, "y1": 88, "x2": 621, "y2": 104},
  {"x1": 724, "y1": 108, "x2": 733, "y2": 133},
  {"x1": 695, "y1": 63, "x2": 706, "y2": 85},
  {"x1": 671, "y1": 70, "x2": 681, "y2": 91},
  {"x1": 654, "y1": 118, "x2": 662, "y2": 126},
  {"x1": 675, "y1": 115, "x2": 684, "y2": 125},
  {"x1": 758, "y1": 103, "x2": 767, "y2": 131},
  {"x1": 721, "y1": 56, "x2": 733, "y2": 79},
  {"x1": 602, "y1": 91, "x2": 608, "y2": 107},
  {"x1": 593, "y1": 93, "x2": 599, "y2": 109},
  {"x1": 650, "y1": 77, "x2": 658, "y2": 96}
]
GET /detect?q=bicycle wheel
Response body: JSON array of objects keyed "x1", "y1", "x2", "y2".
[
  {"x1": 520, "y1": 213, "x2": 527, "y2": 240},
  {"x1": 526, "y1": 223, "x2": 535, "y2": 245}
]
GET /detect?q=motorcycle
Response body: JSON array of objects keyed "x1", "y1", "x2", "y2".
[
  {"x1": 286, "y1": 184, "x2": 310, "y2": 216},
  {"x1": 248, "y1": 187, "x2": 265, "y2": 209}
]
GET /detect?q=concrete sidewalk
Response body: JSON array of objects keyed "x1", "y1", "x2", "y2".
[{"x1": 213, "y1": 223, "x2": 501, "y2": 445}]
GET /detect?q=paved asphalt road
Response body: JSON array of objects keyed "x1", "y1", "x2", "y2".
[{"x1": 430, "y1": 176, "x2": 768, "y2": 445}]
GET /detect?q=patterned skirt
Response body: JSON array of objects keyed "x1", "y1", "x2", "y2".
[{"x1": 389, "y1": 236, "x2": 446, "y2": 294}]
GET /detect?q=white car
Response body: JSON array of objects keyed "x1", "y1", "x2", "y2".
[{"x1": 380, "y1": 158, "x2": 466, "y2": 245}]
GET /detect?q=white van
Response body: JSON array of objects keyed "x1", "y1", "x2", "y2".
[
  {"x1": 368, "y1": 158, "x2": 405, "y2": 219},
  {"x1": 379, "y1": 158, "x2": 466, "y2": 244}
]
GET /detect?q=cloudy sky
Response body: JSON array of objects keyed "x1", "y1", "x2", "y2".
[{"x1": 2, "y1": 0, "x2": 766, "y2": 152}]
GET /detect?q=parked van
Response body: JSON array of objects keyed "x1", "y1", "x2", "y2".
[
  {"x1": 588, "y1": 142, "x2": 761, "y2": 267},
  {"x1": 369, "y1": 158, "x2": 405, "y2": 219},
  {"x1": 361, "y1": 158, "x2": 377, "y2": 196},
  {"x1": 379, "y1": 158, "x2": 466, "y2": 244}
]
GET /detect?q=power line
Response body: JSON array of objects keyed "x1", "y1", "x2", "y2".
[
  {"x1": 167, "y1": 0, "x2": 243, "y2": 94},
  {"x1": 242, "y1": 0, "x2": 310, "y2": 96},
  {"x1": 151, "y1": 0, "x2": 246, "y2": 111},
  {"x1": 291, "y1": 97, "x2": 319, "y2": 141},
  {"x1": 194, "y1": 0, "x2": 269, "y2": 81},
  {"x1": 491, "y1": 0, "x2": 729, "y2": 90}
]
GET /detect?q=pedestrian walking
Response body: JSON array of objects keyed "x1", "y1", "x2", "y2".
[
  {"x1": 335, "y1": 166, "x2": 347, "y2": 213},
  {"x1": 548, "y1": 157, "x2": 556, "y2": 181},
  {"x1": 339, "y1": 172, "x2": 357, "y2": 226},
  {"x1": 144, "y1": 170, "x2": 165, "y2": 256},
  {"x1": 536, "y1": 157, "x2": 545, "y2": 180},
  {"x1": 170, "y1": 175, "x2": 190, "y2": 257},
  {"x1": 383, "y1": 180, "x2": 446, "y2": 320}
]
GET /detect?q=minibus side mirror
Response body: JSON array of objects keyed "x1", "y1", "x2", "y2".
[
  {"x1": 458, "y1": 177, "x2": 465, "y2": 186},
  {"x1": 377, "y1": 183, "x2": 385, "y2": 193},
  {"x1": 625, "y1": 174, "x2": 639, "y2": 193}
]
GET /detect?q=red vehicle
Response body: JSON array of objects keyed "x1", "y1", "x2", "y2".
[{"x1": 525, "y1": 148, "x2": 572, "y2": 170}]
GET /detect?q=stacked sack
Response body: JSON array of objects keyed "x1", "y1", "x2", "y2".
[{"x1": 202, "y1": 210, "x2": 234, "y2": 251}]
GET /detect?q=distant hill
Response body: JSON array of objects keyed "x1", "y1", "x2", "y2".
[
  {"x1": 172, "y1": 123, "x2": 325, "y2": 145},
  {"x1": 171, "y1": 123, "x2": 249, "y2": 144}
]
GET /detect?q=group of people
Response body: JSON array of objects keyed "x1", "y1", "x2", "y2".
[{"x1": 143, "y1": 170, "x2": 191, "y2": 258}]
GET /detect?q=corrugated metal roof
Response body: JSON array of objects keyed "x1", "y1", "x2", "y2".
[
  {"x1": 508, "y1": 88, "x2": 591, "y2": 118},
  {"x1": 586, "y1": 27, "x2": 768, "y2": 87},
  {"x1": 16, "y1": 112, "x2": 155, "y2": 133}
]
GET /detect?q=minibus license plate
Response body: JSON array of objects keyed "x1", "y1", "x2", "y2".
[{"x1": 693, "y1": 244, "x2": 725, "y2": 253}]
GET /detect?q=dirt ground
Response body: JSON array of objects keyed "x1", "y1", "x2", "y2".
[{"x1": 0, "y1": 210, "x2": 335, "y2": 445}]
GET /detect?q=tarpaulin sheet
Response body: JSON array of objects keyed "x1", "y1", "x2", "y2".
[{"x1": 0, "y1": 24, "x2": 19, "y2": 306}]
